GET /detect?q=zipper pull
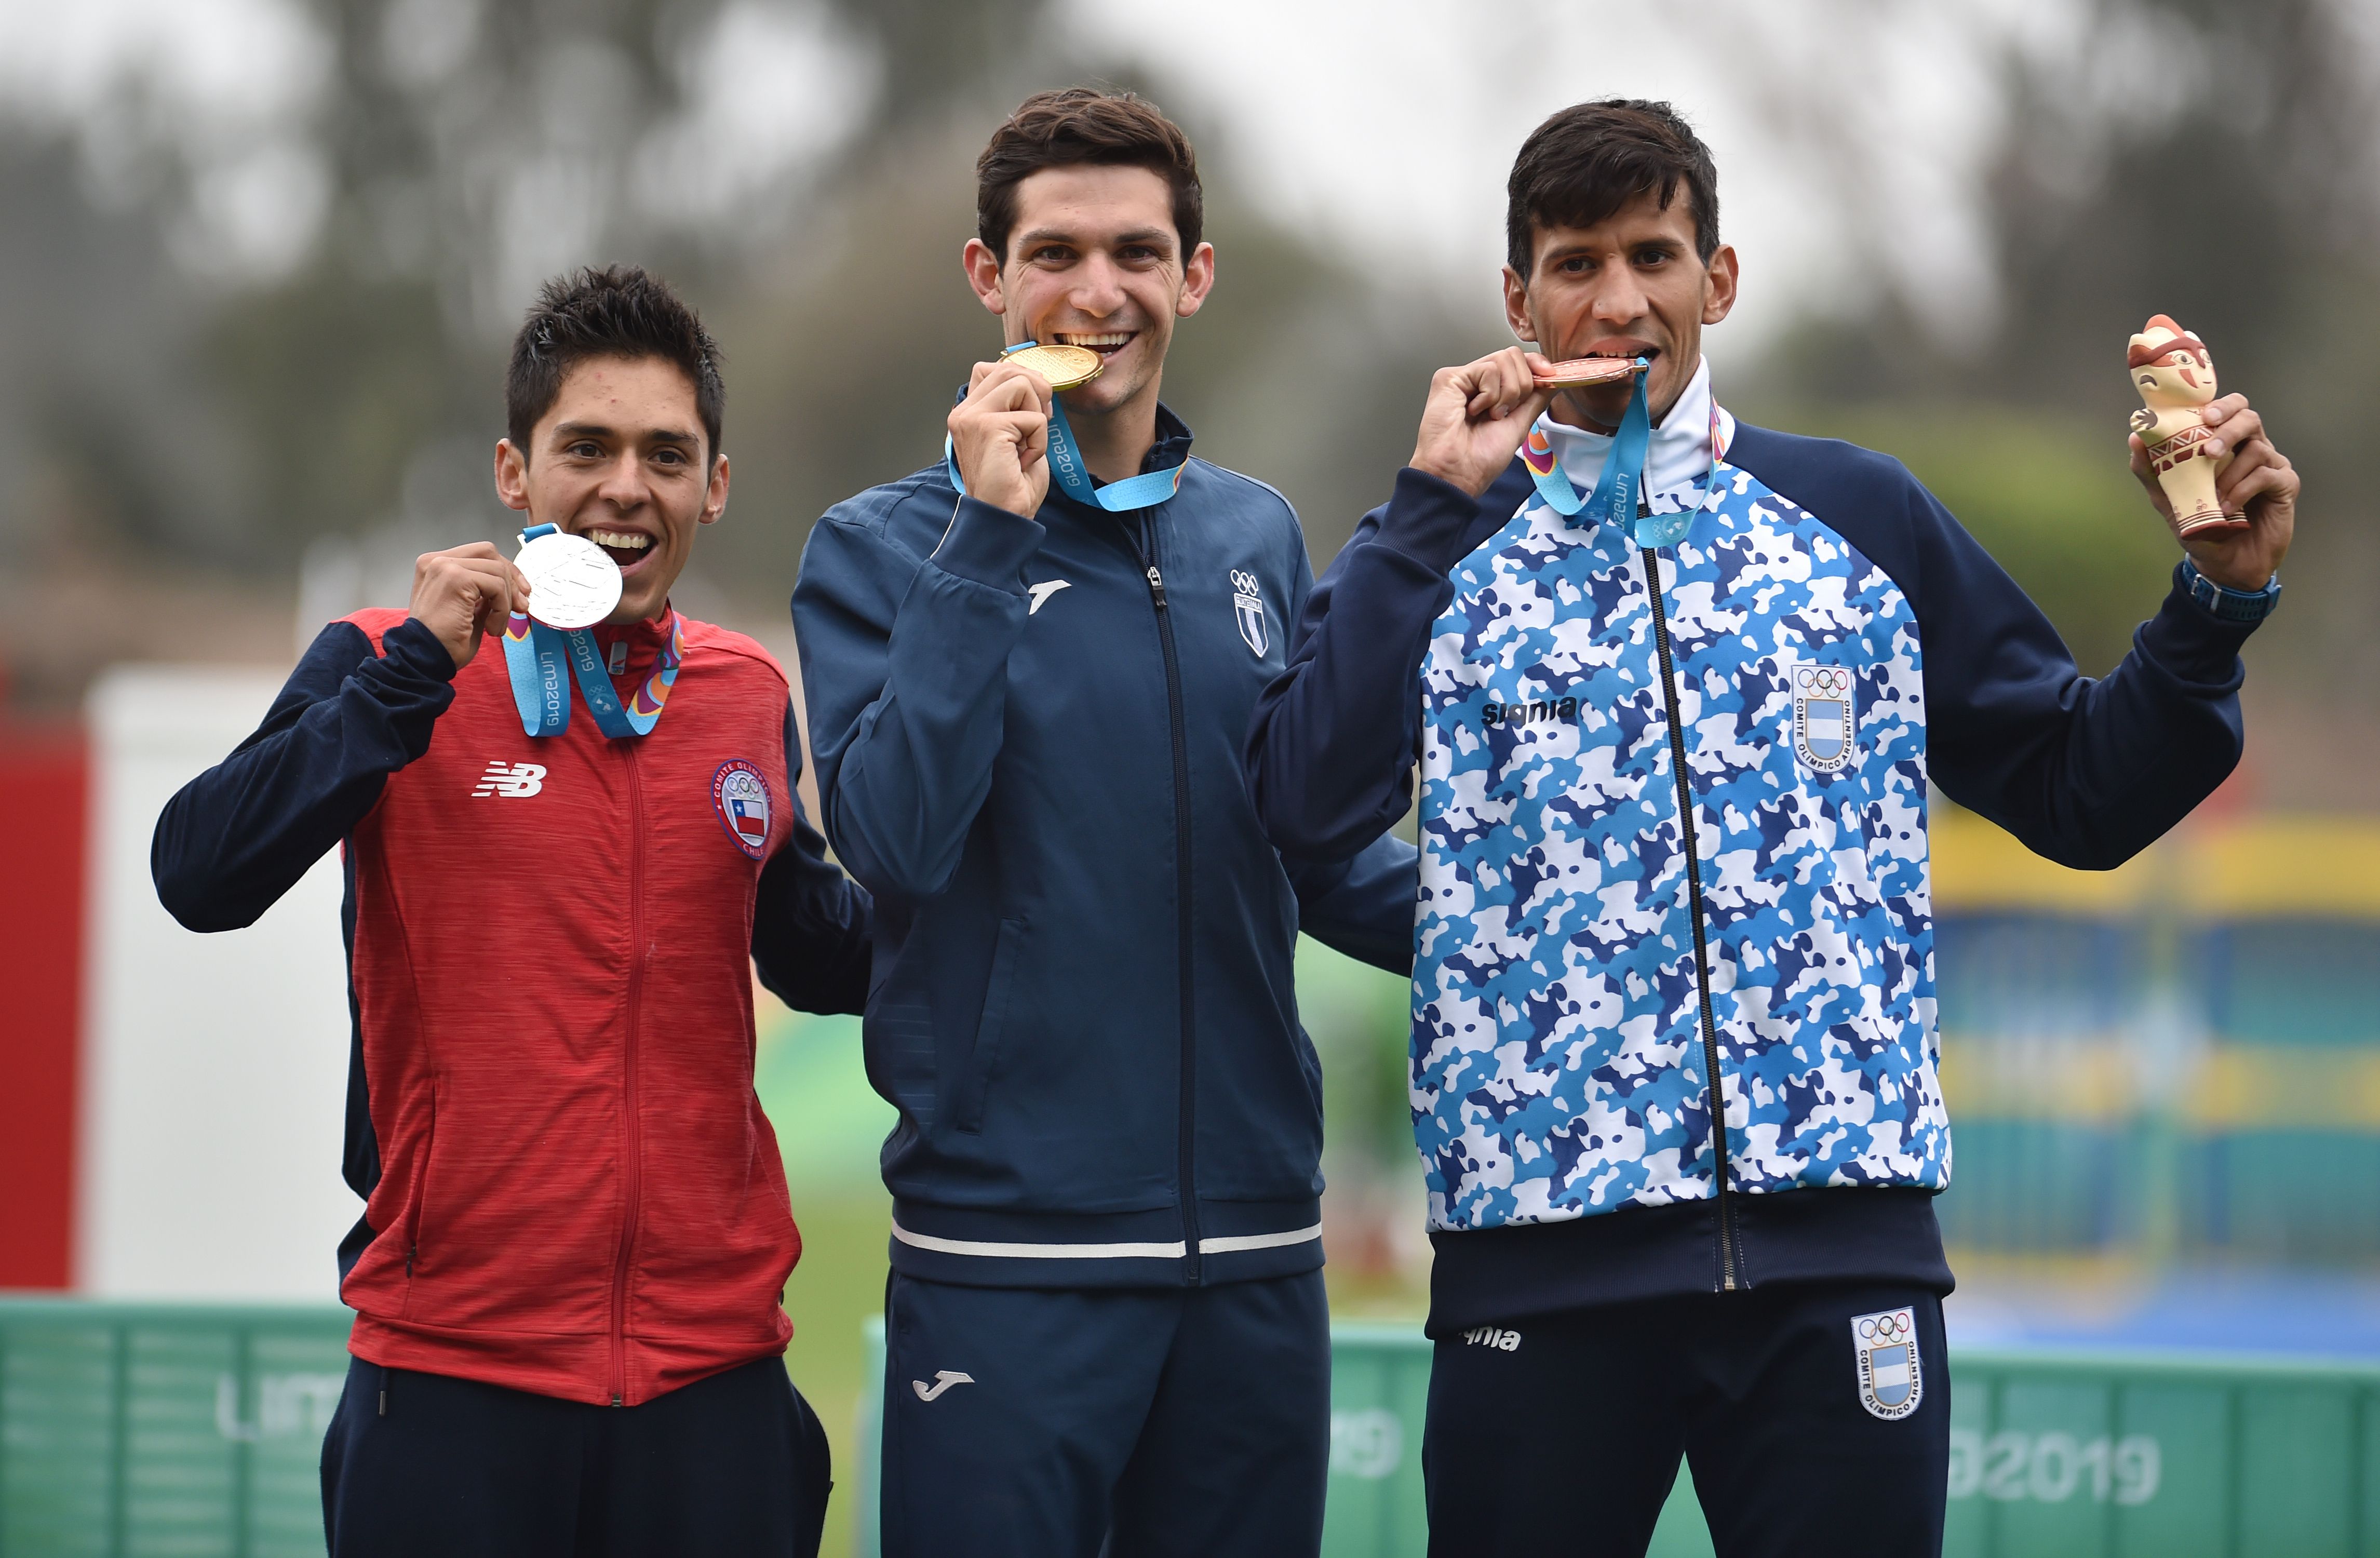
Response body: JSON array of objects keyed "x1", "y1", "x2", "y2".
[{"x1": 1146, "y1": 566, "x2": 1167, "y2": 608}]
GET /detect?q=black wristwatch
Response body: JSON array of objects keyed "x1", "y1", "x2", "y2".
[{"x1": 2180, "y1": 558, "x2": 2281, "y2": 624}]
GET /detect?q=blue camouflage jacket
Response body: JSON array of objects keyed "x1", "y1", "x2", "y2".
[{"x1": 1245, "y1": 407, "x2": 2260, "y2": 1335}]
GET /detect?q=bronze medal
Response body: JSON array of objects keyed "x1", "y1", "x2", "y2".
[{"x1": 1535, "y1": 357, "x2": 1647, "y2": 390}]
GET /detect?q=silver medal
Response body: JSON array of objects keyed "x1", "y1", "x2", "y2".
[{"x1": 516, "y1": 531, "x2": 622, "y2": 630}]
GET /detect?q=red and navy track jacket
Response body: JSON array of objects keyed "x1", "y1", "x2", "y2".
[{"x1": 154, "y1": 607, "x2": 871, "y2": 1406}]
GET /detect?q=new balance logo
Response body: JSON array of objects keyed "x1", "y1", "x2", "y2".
[
  {"x1": 1461, "y1": 1326, "x2": 1522, "y2": 1352},
  {"x1": 911, "y1": 1371, "x2": 974, "y2": 1402},
  {"x1": 472, "y1": 761, "x2": 547, "y2": 798},
  {"x1": 1027, "y1": 580, "x2": 1071, "y2": 615}
]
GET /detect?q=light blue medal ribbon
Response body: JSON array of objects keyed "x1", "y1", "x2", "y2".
[
  {"x1": 499, "y1": 523, "x2": 682, "y2": 739},
  {"x1": 1520, "y1": 359, "x2": 1694, "y2": 547},
  {"x1": 943, "y1": 342, "x2": 1188, "y2": 511}
]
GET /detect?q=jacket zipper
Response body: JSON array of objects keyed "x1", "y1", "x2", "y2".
[
  {"x1": 1135, "y1": 547, "x2": 1204, "y2": 1284},
  {"x1": 1640, "y1": 544, "x2": 1740, "y2": 1292},
  {"x1": 611, "y1": 739, "x2": 648, "y2": 1402}
]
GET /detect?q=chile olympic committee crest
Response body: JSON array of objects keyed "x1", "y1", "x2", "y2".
[{"x1": 711, "y1": 761, "x2": 773, "y2": 860}]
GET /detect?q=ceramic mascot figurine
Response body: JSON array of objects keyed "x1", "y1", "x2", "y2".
[{"x1": 2128, "y1": 315, "x2": 2242, "y2": 536}]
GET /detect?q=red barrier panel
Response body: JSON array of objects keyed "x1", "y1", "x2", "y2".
[{"x1": 0, "y1": 720, "x2": 87, "y2": 1288}]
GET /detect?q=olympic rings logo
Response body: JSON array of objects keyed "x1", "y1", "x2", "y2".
[
  {"x1": 1797, "y1": 666, "x2": 1850, "y2": 695},
  {"x1": 1230, "y1": 569, "x2": 1262, "y2": 597},
  {"x1": 1858, "y1": 1312, "x2": 1910, "y2": 1342}
]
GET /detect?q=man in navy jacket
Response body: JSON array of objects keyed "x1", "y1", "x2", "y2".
[
  {"x1": 1243, "y1": 101, "x2": 2299, "y2": 1557},
  {"x1": 791, "y1": 89, "x2": 1416, "y2": 1557}
]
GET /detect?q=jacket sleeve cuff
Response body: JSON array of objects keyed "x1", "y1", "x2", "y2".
[
  {"x1": 1375, "y1": 467, "x2": 1487, "y2": 574},
  {"x1": 2136, "y1": 563, "x2": 2257, "y2": 690},
  {"x1": 930, "y1": 495, "x2": 1047, "y2": 592},
  {"x1": 381, "y1": 617, "x2": 464, "y2": 684}
]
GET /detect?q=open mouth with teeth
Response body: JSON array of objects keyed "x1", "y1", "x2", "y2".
[
  {"x1": 1052, "y1": 331, "x2": 1137, "y2": 358},
  {"x1": 584, "y1": 528, "x2": 655, "y2": 571}
]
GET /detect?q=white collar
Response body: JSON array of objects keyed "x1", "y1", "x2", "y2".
[{"x1": 1535, "y1": 356, "x2": 1734, "y2": 514}]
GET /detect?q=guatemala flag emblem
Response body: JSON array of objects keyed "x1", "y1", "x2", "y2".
[
  {"x1": 1230, "y1": 569, "x2": 1268, "y2": 656},
  {"x1": 711, "y1": 760, "x2": 773, "y2": 861},
  {"x1": 1851, "y1": 1307, "x2": 1923, "y2": 1421}
]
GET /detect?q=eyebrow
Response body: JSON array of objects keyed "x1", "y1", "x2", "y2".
[
  {"x1": 1015, "y1": 225, "x2": 1175, "y2": 252},
  {"x1": 551, "y1": 420, "x2": 701, "y2": 447},
  {"x1": 1544, "y1": 234, "x2": 1689, "y2": 262}
]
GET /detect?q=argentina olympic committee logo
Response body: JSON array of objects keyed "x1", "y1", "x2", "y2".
[
  {"x1": 1790, "y1": 663, "x2": 1858, "y2": 774},
  {"x1": 1230, "y1": 569, "x2": 1267, "y2": 656},
  {"x1": 1851, "y1": 1307, "x2": 1924, "y2": 1420},
  {"x1": 710, "y1": 760, "x2": 773, "y2": 860}
]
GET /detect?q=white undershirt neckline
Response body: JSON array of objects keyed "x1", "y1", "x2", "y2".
[{"x1": 1534, "y1": 355, "x2": 1735, "y2": 517}]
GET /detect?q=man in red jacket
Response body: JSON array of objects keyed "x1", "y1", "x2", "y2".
[{"x1": 154, "y1": 265, "x2": 870, "y2": 1557}]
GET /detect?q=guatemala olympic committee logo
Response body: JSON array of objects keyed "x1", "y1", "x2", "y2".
[
  {"x1": 1230, "y1": 569, "x2": 1268, "y2": 656},
  {"x1": 711, "y1": 760, "x2": 773, "y2": 860},
  {"x1": 1851, "y1": 1307, "x2": 1924, "y2": 1421},
  {"x1": 1790, "y1": 663, "x2": 1858, "y2": 774}
]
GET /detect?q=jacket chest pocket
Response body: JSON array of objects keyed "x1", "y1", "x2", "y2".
[{"x1": 951, "y1": 917, "x2": 1026, "y2": 1134}]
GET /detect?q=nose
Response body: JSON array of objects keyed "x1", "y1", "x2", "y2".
[
  {"x1": 1587, "y1": 264, "x2": 1650, "y2": 332},
  {"x1": 595, "y1": 449, "x2": 651, "y2": 512},
  {"x1": 1065, "y1": 251, "x2": 1128, "y2": 320}
]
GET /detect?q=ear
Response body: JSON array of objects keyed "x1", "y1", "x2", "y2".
[
  {"x1": 494, "y1": 439, "x2": 531, "y2": 513},
  {"x1": 700, "y1": 453, "x2": 730, "y2": 526},
  {"x1": 1701, "y1": 244, "x2": 1740, "y2": 327},
  {"x1": 963, "y1": 238, "x2": 1007, "y2": 317},
  {"x1": 1175, "y1": 241, "x2": 1216, "y2": 320},
  {"x1": 1502, "y1": 265, "x2": 1536, "y2": 345}
]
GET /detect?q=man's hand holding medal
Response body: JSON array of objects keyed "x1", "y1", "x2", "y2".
[
  {"x1": 406, "y1": 542, "x2": 532, "y2": 671},
  {"x1": 948, "y1": 357, "x2": 1058, "y2": 520}
]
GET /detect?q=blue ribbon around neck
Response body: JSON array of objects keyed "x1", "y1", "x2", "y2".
[
  {"x1": 1523, "y1": 361, "x2": 1696, "y2": 548},
  {"x1": 499, "y1": 523, "x2": 681, "y2": 739},
  {"x1": 944, "y1": 342, "x2": 1187, "y2": 512}
]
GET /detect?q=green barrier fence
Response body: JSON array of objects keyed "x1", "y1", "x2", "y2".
[
  {"x1": 10, "y1": 1298, "x2": 2380, "y2": 1556},
  {"x1": 0, "y1": 1298, "x2": 352, "y2": 1557},
  {"x1": 859, "y1": 1317, "x2": 2380, "y2": 1558}
]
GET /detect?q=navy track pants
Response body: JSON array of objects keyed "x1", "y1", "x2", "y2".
[
  {"x1": 881, "y1": 1269, "x2": 1331, "y2": 1558},
  {"x1": 1422, "y1": 1281, "x2": 1949, "y2": 1558},
  {"x1": 319, "y1": 1353, "x2": 830, "y2": 1557}
]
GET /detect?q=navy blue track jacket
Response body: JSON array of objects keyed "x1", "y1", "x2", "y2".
[
  {"x1": 1243, "y1": 429, "x2": 2261, "y2": 1335},
  {"x1": 792, "y1": 407, "x2": 1419, "y2": 1287}
]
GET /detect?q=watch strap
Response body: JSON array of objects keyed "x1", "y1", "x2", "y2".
[{"x1": 2180, "y1": 558, "x2": 2280, "y2": 624}]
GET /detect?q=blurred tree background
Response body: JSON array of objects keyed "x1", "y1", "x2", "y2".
[{"x1": 2, "y1": 0, "x2": 2369, "y2": 806}]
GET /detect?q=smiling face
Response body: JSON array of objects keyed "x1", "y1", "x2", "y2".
[
  {"x1": 962, "y1": 163, "x2": 1214, "y2": 419},
  {"x1": 493, "y1": 354, "x2": 728, "y2": 625},
  {"x1": 1502, "y1": 189, "x2": 1738, "y2": 431}
]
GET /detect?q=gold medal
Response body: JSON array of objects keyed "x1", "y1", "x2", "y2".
[
  {"x1": 1535, "y1": 357, "x2": 1647, "y2": 390},
  {"x1": 1002, "y1": 343, "x2": 1105, "y2": 391}
]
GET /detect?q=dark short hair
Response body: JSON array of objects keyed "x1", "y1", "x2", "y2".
[
  {"x1": 1507, "y1": 100, "x2": 1720, "y2": 280},
  {"x1": 977, "y1": 88, "x2": 1203, "y2": 262},
  {"x1": 505, "y1": 265, "x2": 724, "y2": 462}
]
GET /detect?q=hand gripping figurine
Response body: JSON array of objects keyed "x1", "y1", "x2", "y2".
[{"x1": 2128, "y1": 315, "x2": 2242, "y2": 536}]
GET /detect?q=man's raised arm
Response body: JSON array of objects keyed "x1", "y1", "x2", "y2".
[
  {"x1": 1244, "y1": 349, "x2": 1549, "y2": 863},
  {"x1": 791, "y1": 361, "x2": 1057, "y2": 901},
  {"x1": 153, "y1": 543, "x2": 519, "y2": 931}
]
